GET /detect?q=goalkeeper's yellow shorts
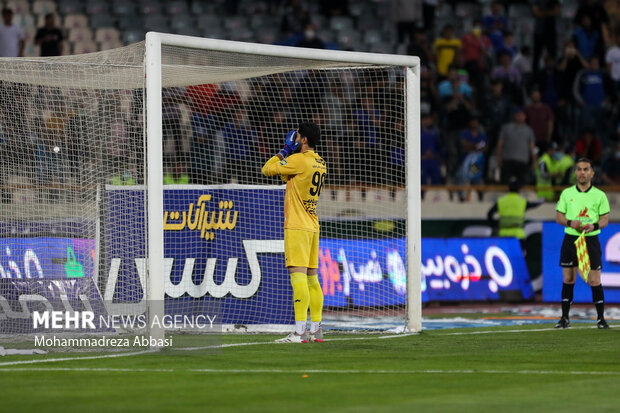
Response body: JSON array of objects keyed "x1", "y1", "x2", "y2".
[{"x1": 284, "y1": 229, "x2": 320, "y2": 269}]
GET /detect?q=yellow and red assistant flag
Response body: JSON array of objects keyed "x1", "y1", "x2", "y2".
[{"x1": 574, "y1": 231, "x2": 590, "y2": 282}]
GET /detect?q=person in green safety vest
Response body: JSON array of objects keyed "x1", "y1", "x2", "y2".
[
  {"x1": 487, "y1": 178, "x2": 543, "y2": 240},
  {"x1": 163, "y1": 161, "x2": 190, "y2": 185},
  {"x1": 536, "y1": 141, "x2": 562, "y2": 201}
]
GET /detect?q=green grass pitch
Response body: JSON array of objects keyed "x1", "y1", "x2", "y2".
[{"x1": 1, "y1": 324, "x2": 619, "y2": 412}]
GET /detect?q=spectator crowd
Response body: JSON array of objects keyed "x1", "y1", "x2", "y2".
[{"x1": 1, "y1": 0, "x2": 620, "y2": 203}]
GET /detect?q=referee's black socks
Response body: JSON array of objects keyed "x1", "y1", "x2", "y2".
[
  {"x1": 561, "y1": 283, "x2": 574, "y2": 319},
  {"x1": 591, "y1": 284, "x2": 605, "y2": 320}
]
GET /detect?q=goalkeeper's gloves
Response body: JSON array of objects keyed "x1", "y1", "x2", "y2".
[{"x1": 278, "y1": 130, "x2": 300, "y2": 158}]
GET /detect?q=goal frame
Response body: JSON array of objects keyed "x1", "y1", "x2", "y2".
[{"x1": 144, "y1": 32, "x2": 422, "y2": 344}]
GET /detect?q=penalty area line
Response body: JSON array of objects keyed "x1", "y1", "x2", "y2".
[{"x1": 0, "y1": 367, "x2": 619, "y2": 376}]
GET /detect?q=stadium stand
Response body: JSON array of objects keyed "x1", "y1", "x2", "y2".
[{"x1": 0, "y1": 0, "x2": 619, "y2": 204}]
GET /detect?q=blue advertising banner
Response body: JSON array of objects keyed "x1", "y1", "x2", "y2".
[
  {"x1": 421, "y1": 238, "x2": 533, "y2": 301},
  {"x1": 319, "y1": 237, "x2": 533, "y2": 305},
  {"x1": 104, "y1": 188, "x2": 535, "y2": 326},
  {"x1": 0, "y1": 237, "x2": 104, "y2": 335},
  {"x1": 0, "y1": 237, "x2": 95, "y2": 279},
  {"x1": 104, "y1": 186, "x2": 292, "y2": 325},
  {"x1": 542, "y1": 222, "x2": 620, "y2": 303},
  {"x1": 319, "y1": 238, "x2": 408, "y2": 307},
  {"x1": 0, "y1": 278, "x2": 110, "y2": 334}
]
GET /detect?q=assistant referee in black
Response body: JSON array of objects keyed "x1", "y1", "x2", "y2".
[{"x1": 555, "y1": 158, "x2": 610, "y2": 329}]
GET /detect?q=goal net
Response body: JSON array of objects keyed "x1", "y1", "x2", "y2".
[{"x1": 0, "y1": 34, "x2": 420, "y2": 352}]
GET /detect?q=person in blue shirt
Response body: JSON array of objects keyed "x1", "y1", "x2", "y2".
[
  {"x1": 572, "y1": 14, "x2": 602, "y2": 61},
  {"x1": 573, "y1": 56, "x2": 615, "y2": 141},
  {"x1": 456, "y1": 115, "x2": 487, "y2": 200},
  {"x1": 420, "y1": 110, "x2": 442, "y2": 186},
  {"x1": 483, "y1": 1, "x2": 509, "y2": 33}
]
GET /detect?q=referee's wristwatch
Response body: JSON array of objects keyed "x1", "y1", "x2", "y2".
[{"x1": 566, "y1": 220, "x2": 572, "y2": 228}]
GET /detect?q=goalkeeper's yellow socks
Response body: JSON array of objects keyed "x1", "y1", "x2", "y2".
[
  {"x1": 290, "y1": 272, "x2": 309, "y2": 335},
  {"x1": 308, "y1": 274, "x2": 323, "y2": 332}
]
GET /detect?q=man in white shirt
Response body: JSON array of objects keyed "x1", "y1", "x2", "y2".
[
  {"x1": 605, "y1": 31, "x2": 620, "y2": 92},
  {"x1": 0, "y1": 8, "x2": 24, "y2": 57}
]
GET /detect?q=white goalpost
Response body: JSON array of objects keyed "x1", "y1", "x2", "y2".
[
  {"x1": 0, "y1": 32, "x2": 420, "y2": 351},
  {"x1": 145, "y1": 33, "x2": 421, "y2": 339}
]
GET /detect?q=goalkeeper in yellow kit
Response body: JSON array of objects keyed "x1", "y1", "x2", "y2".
[{"x1": 262, "y1": 122, "x2": 327, "y2": 343}]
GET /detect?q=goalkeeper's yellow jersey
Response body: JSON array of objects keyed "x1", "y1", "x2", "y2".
[{"x1": 262, "y1": 150, "x2": 327, "y2": 232}]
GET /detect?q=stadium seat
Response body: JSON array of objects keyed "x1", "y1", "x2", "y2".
[
  {"x1": 455, "y1": 2, "x2": 480, "y2": 18},
  {"x1": 58, "y1": 0, "x2": 83, "y2": 15},
  {"x1": 508, "y1": 3, "x2": 531, "y2": 19},
  {"x1": 258, "y1": 30, "x2": 278, "y2": 45},
  {"x1": 435, "y1": 2, "x2": 453, "y2": 19},
  {"x1": 190, "y1": 1, "x2": 213, "y2": 15},
  {"x1": 320, "y1": 29, "x2": 337, "y2": 44},
  {"x1": 309, "y1": 13, "x2": 326, "y2": 29},
  {"x1": 462, "y1": 225, "x2": 493, "y2": 238},
  {"x1": 166, "y1": 1, "x2": 189, "y2": 15},
  {"x1": 195, "y1": 14, "x2": 222, "y2": 31},
  {"x1": 349, "y1": 2, "x2": 368, "y2": 17},
  {"x1": 139, "y1": 2, "x2": 163, "y2": 16},
  {"x1": 72, "y1": 40, "x2": 97, "y2": 54},
  {"x1": 63, "y1": 14, "x2": 88, "y2": 30},
  {"x1": 111, "y1": 2, "x2": 135, "y2": 16},
  {"x1": 95, "y1": 27, "x2": 121, "y2": 43},
  {"x1": 224, "y1": 16, "x2": 246, "y2": 31},
  {"x1": 68, "y1": 27, "x2": 93, "y2": 43},
  {"x1": 369, "y1": 42, "x2": 395, "y2": 54},
  {"x1": 357, "y1": 13, "x2": 377, "y2": 31},
  {"x1": 363, "y1": 30, "x2": 383, "y2": 45},
  {"x1": 14, "y1": 13, "x2": 35, "y2": 29},
  {"x1": 85, "y1": 2, "x2": 109, "y2": 15},
  {"x1": 117, "y1": 15, "x2": 145, "y2": 30},
  {"x1": 174, "y1": 27, "x2": 202, "y2": 37},
  {"x1": 122, "y1": 29, "x2": 145, "y2": 44},
  {"x1": 249, "y1": 14, "x2": 276, "y2": 31},
  {"x1": 230, "y1": 28, "x2": 254, "y2": 42},
  {"x1": 562, "y1": 0, "x2": 578, "y2": 19},
  {"x1": 23, "y1": 41, "x2": 38, "y2": 57},
  {"x1": 6, "y1": 0, "x2": 30, "y2": 14},
  {"x1": 169, "y1": 15, "x2": 195, "y2": 32},
  {"x1": 32, "y1": 0, "x2": 56, "y2": 15},
  {"x1": 330, "y1": 16, "x2": 354, "y2": 32},
  {"x1": 337, "y1": 29, "x2": 362, "y2": 48},
  {"x1": 60, "y1": 40, "x2": 70, "y2": 55},
  {"x1": 90, "y1": 14, "x2": 117, "y2": 30},
  {"x1": 22, "y1": 27, "x2": 36, "y2": 44},
  {"x1": 143, "y1": 15, "x2": 169, "y2": 32},
  {"x1": 201, "y1": 29, "x2": 225, "y2": 40}
]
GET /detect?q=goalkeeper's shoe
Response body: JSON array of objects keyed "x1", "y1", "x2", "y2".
[
  {"x1": 310, "y1": 327, "x2": 324, "y2": 343},
  {"x1": 597, "y1": 319, "x2": 610, "y2": 329},
  {"x1": 554, "y1": 317, "x2": 570, "y2": 329},
  {"x1": 275, "y1": 331, "x2": 309, "y2": 343}
]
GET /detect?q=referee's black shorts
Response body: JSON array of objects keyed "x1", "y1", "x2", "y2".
[{"x1": 559, "y1": 234, "x2": 602, "y2": 270}]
